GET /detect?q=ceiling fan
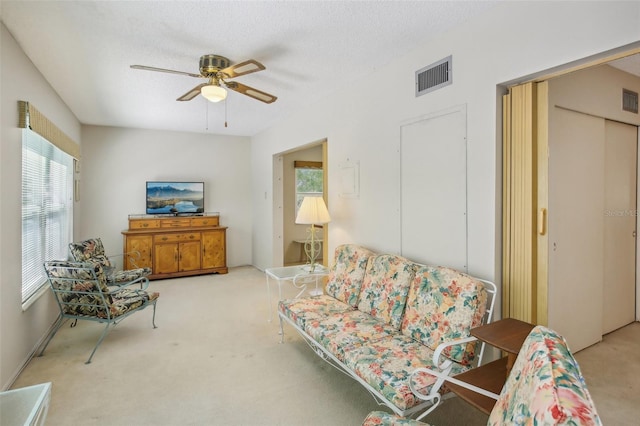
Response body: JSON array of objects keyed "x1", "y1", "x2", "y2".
[{"x1": 131, "y1": 54, "x2": 277, "y2": 104}]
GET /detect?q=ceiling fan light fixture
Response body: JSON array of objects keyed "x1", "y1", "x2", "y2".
[{"x1": 201, "y1": 85, "x2": 227, "y2": 102}]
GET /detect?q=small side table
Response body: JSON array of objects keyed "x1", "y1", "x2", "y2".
[
  {"x1": 471, "y1": 317, "x2": 536, "y2": 377},
  {"x1": 265, "y1": 264, "x2": 329, "y2": 321},
  {"x1": 444, "y1": 318, "x2": 535, "y2": 415}
]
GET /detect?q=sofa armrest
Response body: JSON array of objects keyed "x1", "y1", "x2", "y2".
[
  {"x1": 411, "y1": 366, "x2": 500, "y2": 401},
  {"x1": 432, "y1": 335, "x2": 480, "y2": 369},
  {"x1": 405, "y1": 335, "x2": 489, "y2": 420}
]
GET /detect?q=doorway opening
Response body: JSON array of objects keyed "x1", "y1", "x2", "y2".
[
  {"x1": 500, "y1": 44, "x2": 640, "y2": 351},
  {"x1": 272, "y1": 140, "x2": 328, "y2": 268}
]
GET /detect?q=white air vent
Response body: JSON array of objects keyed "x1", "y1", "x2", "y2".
[
  {"x1": 416, "y1": 55, "x2": 452, "y2": 97},
  {"x1": 623, "y1": 89, "x2": 638, "y2": 114}
]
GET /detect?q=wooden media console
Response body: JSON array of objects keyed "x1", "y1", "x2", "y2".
[{"x1": 122, "y1": 213, "x2": 227, "y2": 280}]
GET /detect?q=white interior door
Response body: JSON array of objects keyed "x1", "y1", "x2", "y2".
[
  {"x1": 400, "y1": 106, "x2": 467, "y2": 271},
  {"x1": 548, "y1": 108, "x2": 605, "y2": 352},
  {"x1": 603, "y1": 119, "x2": 637, "y2": 334}
]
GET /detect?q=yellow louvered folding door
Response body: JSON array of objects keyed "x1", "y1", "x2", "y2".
[{"x1": 502, "y1": 82, "x2": 548, "y2": 325}]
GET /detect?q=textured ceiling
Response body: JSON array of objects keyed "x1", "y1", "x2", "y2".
[
  {"x1": 609, "y1": 54, "x2": 640, "y2": 78},
  {"x1": 1, "y1": 0, "x2": 500, "y2": 136}
]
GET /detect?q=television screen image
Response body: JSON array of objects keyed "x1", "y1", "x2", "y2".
[{"x1": 146, "y1": 181, "x2": 204, "y2": 215}]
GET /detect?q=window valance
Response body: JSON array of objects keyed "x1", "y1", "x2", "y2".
[{"x1": 18, "y1": 100, "x2": 80, "y2": 159}]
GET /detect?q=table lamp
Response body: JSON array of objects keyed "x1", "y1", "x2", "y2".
[{"x1": 295, "y1": 196, "x2": 331, "y2": 272}]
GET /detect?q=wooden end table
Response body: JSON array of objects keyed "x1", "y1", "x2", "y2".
[{"x1": 444, "y1": 318, "x2": 535, "y2": 415}]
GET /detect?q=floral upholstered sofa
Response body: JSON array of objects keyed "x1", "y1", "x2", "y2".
[
  {"x1": 362, "y1": 325, "x2": 601, "y2": 425},
  {"x1": 278, "y1": 244, "x2": 496, "y2": 420}
]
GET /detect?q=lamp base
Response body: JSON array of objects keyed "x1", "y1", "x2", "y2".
[{"x1": 301, "y1": 263, "x2": 318, "y2": 273}]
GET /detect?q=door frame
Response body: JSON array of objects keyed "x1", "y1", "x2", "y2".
[
  {"x1": 500, "y1": 42, "x2": 640, "y2": 325},
  {"x1": 272, "y1": 139, "x2": 329, "y2": 267}
]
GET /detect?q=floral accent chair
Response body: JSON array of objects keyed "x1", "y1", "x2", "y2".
[
  {"x1": 488, "y1": 325, "x2": 601, "y2": 425},
  {"x1": 69, "y1": 237, "x2": 151, "y2": 286},
  {"x1": 40, "y1": 260, "x2": 159, "y2": 364},
  {"x1": 362, "y1": 325, "x2": 601, "y2": 426}
]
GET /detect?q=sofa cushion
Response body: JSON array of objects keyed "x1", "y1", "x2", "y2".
[
  {"x1": 344, "y1": 335, "x2": 469, "y2": 411},
  {"x1": 325, "y1": 244, "x2": 376, "y2": 307},
  {"x1": 278, "y1": 295, "x2": 353, "y2": 331},
  {"x1": 362, "y1": 411, "x2": 429, "y2": 426},
  {"x1": 356, "y1": 255, "x2": 417, "y2": 330},
  {"x1": 110, "y1": 288, "x2": 160, "y2": 318},
  {"x1": 488, "y1": 326, "x2": 602, "y2": 426},
  {"x1": 305, "y1": 310, "x2": 398, "y2": 361},
  {"x1": 401, "y1": 266, "x2": 487, "y2": 366}
]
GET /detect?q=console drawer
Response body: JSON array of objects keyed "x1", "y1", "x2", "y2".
[
  {"x1": 129, "y1": 219, "x2": 161, "y2": 229},
  {"x1": 154, "y1": 232, "x2": 201, "y2": 243},
  {"x1": 190, "y1": 216, "x2": 219, "y2": 227},
  {"x1": 160, "y1": 218, "x2": 191, "y2": 228}
]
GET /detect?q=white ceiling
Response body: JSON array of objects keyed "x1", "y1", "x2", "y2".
[
  {"x1": 609, "y1": 54, "x2": 640, "y2": 77},
  {"x1": 3, "y1": 2, "x2": 638, "y2": 137},
  {"x1": 1, "y1": 0, "x2": 501, "y2": 136}
]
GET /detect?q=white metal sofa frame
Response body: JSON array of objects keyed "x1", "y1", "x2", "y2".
[
  {"x1": 39, "y1": 261, "x2": 158, "y2": 364},
  {"x1": 278, "y1": 274, "x2": 497, "y2": 421}
]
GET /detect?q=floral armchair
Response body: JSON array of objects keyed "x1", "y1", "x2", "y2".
[
  {"x1": 39, "y1": 260, "x2": 159, "y2": 364},
  {"x1": 69, "y1": 237, "x2": 151, "y2": 286},
  {"x1": 363, "y1": 325, "x2": 601, "y2": 426}
]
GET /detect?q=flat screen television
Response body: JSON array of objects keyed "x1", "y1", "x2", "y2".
[{"x1": 146, "y1": 181, "x2": 205, "y2": 215}]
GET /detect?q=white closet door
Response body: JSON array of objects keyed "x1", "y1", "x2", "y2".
[
  {"x1": 603, "y1": 119, "x2": 637, "y2": 334},
  {"x1": 400, "y1": 106, "x2": 467, "y2": 271},
  {"x1": 548, "y1": 108, "x2": 605, "y2": 352}
]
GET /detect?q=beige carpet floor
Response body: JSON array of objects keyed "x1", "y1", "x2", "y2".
[{"x1": 8, "y1": 266, "x2": 639, "y2": 425}]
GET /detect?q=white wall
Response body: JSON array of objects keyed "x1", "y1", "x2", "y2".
[
  {"x1": 0, "y1": 23, "x2": 82, "y2": 389},
  {"x1": 80, "y1": 125, "x2": 252, "y2": 268},
  {"x1": 251, "y1": 1, "x2": 640, "y2": 288}
]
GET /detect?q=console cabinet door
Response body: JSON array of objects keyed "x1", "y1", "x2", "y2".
[
  {"x1": 202, "y1": 230, "x2": 226, "y2": 269},
  {"x1": 155, "y1": 243, "x2": 178, "y2": 274},
  {"x1": 179, "y1": 241, "x2": 202, "y2": 272},
  {"x1": 125, "y1": 235, "x2": 152, "y2": 270}
]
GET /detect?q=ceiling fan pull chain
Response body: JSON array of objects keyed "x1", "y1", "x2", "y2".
[
  {"x1": 225, "y1": 97, "x2": 228, "y2": 128},
  {"x1": 206, "y1": 99, "x2": 209, "y2": 131}
]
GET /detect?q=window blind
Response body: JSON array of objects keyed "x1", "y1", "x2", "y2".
[{"x1": 22, "y1": 129, "x2": 74, "y2": 304}]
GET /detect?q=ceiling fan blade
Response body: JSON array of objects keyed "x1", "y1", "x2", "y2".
[
  {"x1": 130, "y1": 64, "x2": 202, "y2": 78},
  {"x1": 225, "y1": 81, "x2": 277, "y2": 104},
  {"x1": 221, "y1": 59, "x2": 265, "y2": 78},
  {"x1": 177, "y1": 83, "x2": 208, "y2": 101}
]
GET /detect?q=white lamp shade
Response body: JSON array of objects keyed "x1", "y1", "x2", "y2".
[
  {"x1": 201, "y1": 85, "x2": 227, "y2": 102},
  {"x1": 296, "y1": 197, "x2": 331, "y2": 225}
]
